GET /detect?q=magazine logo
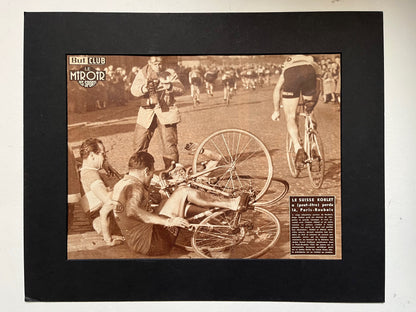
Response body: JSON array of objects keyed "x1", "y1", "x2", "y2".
[
  {"x1": 69, "y1": 66, "x2": 106, "y2": 88},
  {"x1": 69, "y1": 56, "x2": 106, "y2": 65}
]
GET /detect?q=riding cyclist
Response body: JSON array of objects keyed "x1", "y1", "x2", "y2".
[
  {"x1": 271, "y1": 55, "x2": 320, "y2": 169},
  {"x1": 221, "y1": 67, "x2": 236, "y2": 102},
  {"x1": 204, "y1": 66, "x2": 218, "y2": 96},
  {"x1": 188, "y1": 66, "x2": 203, "y2": 106}
]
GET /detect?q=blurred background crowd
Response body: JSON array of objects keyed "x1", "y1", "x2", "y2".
[{"x1": 67, "y1": 54, "x2": 340, "y2": 114}]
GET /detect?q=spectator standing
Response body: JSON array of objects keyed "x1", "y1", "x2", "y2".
[
  {"x1": 322, "y1": 63, "x2": 336, "y2": 103},
  {"x1": 126, "y1": 66, "x2": 139, "y2": 100},
  {"x1": 333, "y1": 57, "x2": 341, "y2": 106},
  {"x1": 130, "y1": 56, "x2": 184, "y2": 169}
]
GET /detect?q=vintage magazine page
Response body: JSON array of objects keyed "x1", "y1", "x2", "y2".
[{"x1": 67, "y1": 54, "x2": 341, "y2": 260}]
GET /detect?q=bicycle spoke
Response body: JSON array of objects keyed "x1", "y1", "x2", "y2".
[
  {"x1": 195, "y1": 231, "x2": 235, "y2": 243},
  {"x1": 234, "y1": 137, "x2": 253, "y2": 163},
  {"x1": 193, "y1": 129, "x2": 273, "y2": 202},
  {"x1": 210, "y1": 137, "x2": 230, "y2": 164},
  {"x1": 235, "y1": 149, "x2": 259, "y2": 168},
  {"x1": 221, "y1": 133, "x2": 234, "y2": 162},
  {"x1": 235, "y1": 132, "x2": 242, "y2": 160},
  {"x1": 233, "y1": 171, "x2": 245, "y2": 189},
  {"x1": 192, "y1": 208, "x2": 280, "y2": 259}
]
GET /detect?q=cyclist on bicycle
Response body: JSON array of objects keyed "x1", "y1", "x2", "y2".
[
  {"x1": 256, "y1": 66, "x2": 265, "y2": 87},
  {"x1": 221, "y1": 67, "x2": 236, "y2": 101},
  {"x1": 204, "y1": 66, "x2": 218, "y2": 96},
  {"x1": 271, "y1": 55, "x2": 319, "y2": 169},
  {"x1": 188, "y1": 66, "x2": 203, "y2": 106},
  {"x1": 245, "y1": 67, "x2": 257, "y2": 90},
  {"x1": 264, "y1": 66, "x2": 271, "y2": 86}
]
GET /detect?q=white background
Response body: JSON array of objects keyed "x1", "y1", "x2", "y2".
[{"x1": 1, "y1": 0, "x2": 415, "y2": 311}]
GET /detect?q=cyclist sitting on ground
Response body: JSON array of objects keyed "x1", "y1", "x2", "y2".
[
  {"x1": 188, "y1": 66, "x2": 203, "y2": 105},
  {"x1": 271, "y1": 55, "x2": 320, "y2": 169},
  {"x1": 99, "y1": 151, "x2": 250, "y2": 256}
]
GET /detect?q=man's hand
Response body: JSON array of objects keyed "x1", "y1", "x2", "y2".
[
  {"x1": 166, "y1": 217, "x2": 190, "y2": 228},
  {"x1": 151, "y1": 174, "x2": 161, "y2": 186},
  {"x1": 105, "y1": 235, "x2": 125, "y2": 246},
  {"x1": 271, "y1": 110, "x2": 280, "y2": 121}
]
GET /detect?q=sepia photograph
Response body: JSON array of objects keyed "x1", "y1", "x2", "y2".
[{"x1": 67, "y1": 53, "x2": 342, "y2": 260}]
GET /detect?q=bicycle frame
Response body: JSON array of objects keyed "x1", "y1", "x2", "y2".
[
  {"x1": 299, "y1": 110, "x2": 315, "y2": 164},
  {"x1": 287, "y1": 102, "x2": 325, "y2": 188}
]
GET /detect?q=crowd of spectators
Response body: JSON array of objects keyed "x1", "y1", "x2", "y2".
[
  {"x1": 316, "y1": 56, "x2": 341, "y2": 105},
  {"x1": 68, "y1": 56, "x2": 340, "y2": 115}
]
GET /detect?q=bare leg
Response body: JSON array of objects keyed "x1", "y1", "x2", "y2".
[
  {"x1": 158, "y1": 186, "x2": 239, "y2": 218},
  {"x1": 282, "y1": 97, "x2": 302, "y2": 151}
]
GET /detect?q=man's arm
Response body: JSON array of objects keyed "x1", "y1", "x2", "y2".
[
  {"x1": 165, "y1": 69, "x2": 184, "y2": 96},
  {"x1": 90, "y1": 179, "x2": 112, "y2": 204},
  {"x1": 100, "y1": 202, "x2": 114, "y2": 243},
  {"x1": 272, "y1": 74, "x2": 284, "y2": 111},
  {"x1": 126, "y1": 186, "x2": 189, "y2": 228},
  {"x1": 272, "y1": 74, "x2": 285, "y2": 120},
  {"x1": 131, "y1": 69, "x2": 148, "y2": 97}
]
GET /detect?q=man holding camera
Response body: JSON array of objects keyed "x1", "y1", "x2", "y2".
[{"x1": 131, "y1": 56, "x2": 185, "y2": 169}]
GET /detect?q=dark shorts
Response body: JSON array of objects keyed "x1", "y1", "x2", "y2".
[
  {"x1": 146, "y1": 224, "x2": 178, "y2": 256},
  {"x1": 282, "y1": 64, "x2": 316, "y2": 98},
  {"x1": 190, "y1": 77, "x2": 202, "y2": 86},
  {"x1": 205, "y1": 74, "x2": 217, "y2": 83},
  {"x1": 222, "y1": 77, "x2": 235, "y2": 87}
]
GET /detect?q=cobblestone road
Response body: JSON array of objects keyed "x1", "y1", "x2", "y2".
[{"x1": 68, "y1": 79, "x2": 341, "y2": 259}]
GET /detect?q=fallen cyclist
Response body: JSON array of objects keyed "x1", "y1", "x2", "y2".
[{"x1": 99, "y1": 151, "x2": 250, "y2": 256}]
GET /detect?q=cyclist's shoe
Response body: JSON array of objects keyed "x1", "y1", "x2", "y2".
[
  {"x1": 311, "y1": 148, "x2": 320, "y2": 160},
  {"x1": 295, "y1": 148, "x2": 307, "y2": 169}
]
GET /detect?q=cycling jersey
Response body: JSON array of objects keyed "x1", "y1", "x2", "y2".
[
  {"x1": 221, "y1": 71, "x2": 235, "y2": 86},
  {"x1": 204, "y1": 71, "x2": 218, "y2": 83}
]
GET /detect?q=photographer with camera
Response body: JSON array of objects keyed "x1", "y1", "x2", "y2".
[{"x1": 131, "y1": 56, "x2": 185, "y2": 170}]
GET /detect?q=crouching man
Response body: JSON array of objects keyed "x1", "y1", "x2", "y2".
[{"x1": 100, "y1": 151, "x2": 247, "y2": 256}]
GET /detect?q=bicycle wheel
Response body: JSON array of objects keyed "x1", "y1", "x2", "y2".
[
  {"x1": 191, "y1": 207, "x2": 281, "y2": 259},
  {"x1": 192, "y1": 129, "x2": 273, "y2": 202},
  {"x1": 286, "y1": 132, "x2": 300, "y2": 177},
  {"x1": 306, "y1": 130, "x2": 325, "y2": 188}
]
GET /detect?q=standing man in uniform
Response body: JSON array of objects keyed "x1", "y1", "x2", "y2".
[{"x1": 131, "y1": 56, "x2": 185, "y2": 169}]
